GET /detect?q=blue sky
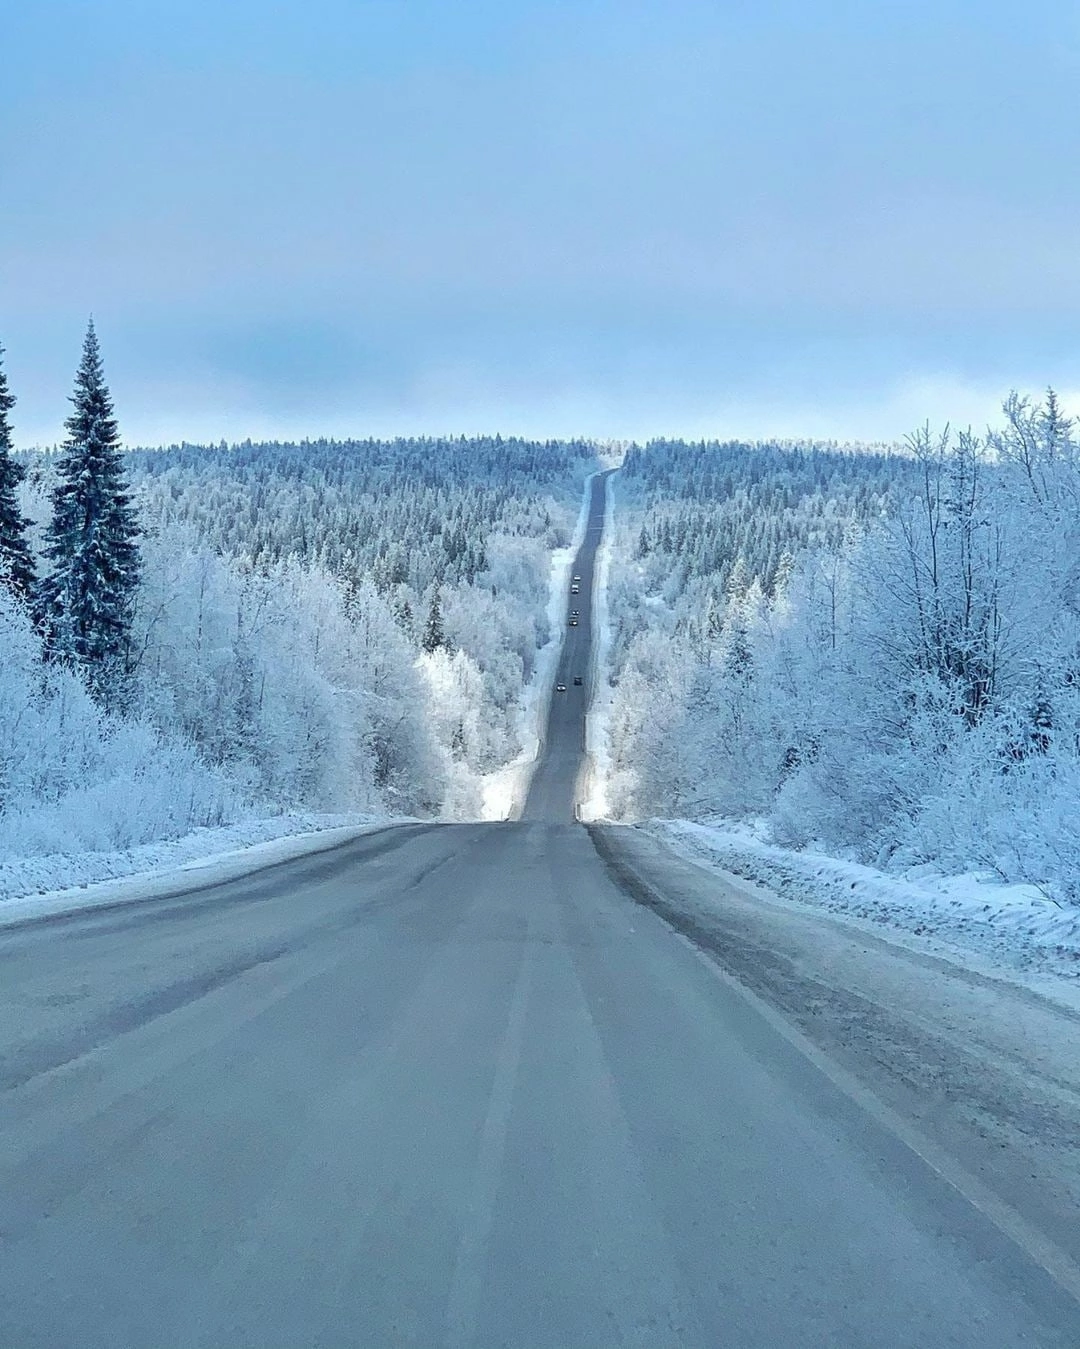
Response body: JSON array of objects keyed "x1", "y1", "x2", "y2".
[{"x1": 4, "y1": 0, "x2": 1080, "y2": 445}]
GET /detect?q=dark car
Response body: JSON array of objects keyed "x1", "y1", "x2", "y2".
[
  {"x1": 573, "y1": 676, "x2": 583, "y2": 686},
  {"x1": 569, "y1": 617, "x2": 578, "y2": 626}
]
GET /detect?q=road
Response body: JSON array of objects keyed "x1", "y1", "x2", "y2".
[
  {"x1": 2, "y1": 473, "x2": 1079, "y2": 1346},
  {"x1": 519, "y1": 470, "x2": 608, "y2": 823}
]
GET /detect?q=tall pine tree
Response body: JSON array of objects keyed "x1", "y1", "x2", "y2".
[
  {"x1": 38, "y1": 320, "x2": 141, "y2": 705},
  {"x1": 0, "y1": 343, "x2": 36, "y2": 603}
]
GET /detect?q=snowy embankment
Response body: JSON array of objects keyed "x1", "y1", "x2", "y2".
[
  {"x1": 479, "y1": 472, "x2": 597, "y2": 821},
  {"x1": 0, "y1": 813, "x2": 391, "y2": 925},
  {"x1": 579, "y1": 470, "x2": 617, "y2": 822},
  {"x1": 646, "y1": 818, "x2": 1080, "y2": 984}
]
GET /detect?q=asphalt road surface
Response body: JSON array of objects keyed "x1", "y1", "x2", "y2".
[
  {"x1": 2, "y1": 473, "x2": 1078, "y2": 1347},
  {"x1": 519, "y1": 469, "x2": 609, "y2": 823}
]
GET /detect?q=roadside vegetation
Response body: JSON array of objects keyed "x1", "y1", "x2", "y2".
[
  {"x1": 604, "y1": 400, "x2": 1080, "y2": 903},
  {"x1": 0, "y1": 326, "x2": 594, "y2": 873}
]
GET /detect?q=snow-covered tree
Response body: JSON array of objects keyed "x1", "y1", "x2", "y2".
[
  {"x1": 119, "y1": 433, "x2": 594, "y2": 785},
  {"x1": 602, "y1": 411, "x2": 1080, "y2": 901},
  {"x1": 422, "y1": 588, "x2": 446, "y2": 653},
  {"x1": 37, "y1": 320, "x2": 141, "y2": 706},
  {"x1": 0, "y1": 585, "x2": 238, "y2": 858},
  {"x1": 0, "y1": 342, "x2": 35, "y2": 603}
]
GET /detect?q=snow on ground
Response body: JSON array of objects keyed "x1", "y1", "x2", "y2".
[
  {"x1": 647, "y1": 817, "x2": 1080, "y2": 987},
  {"x1": 480, "y1": 473, "x2": 597, "y2": 821},
  {"x1": 0, "y1": 813, "x2": 391, "y2": 926},
  {"x1": 579, "y1": 470, "x2": 617, "y2": 822}
]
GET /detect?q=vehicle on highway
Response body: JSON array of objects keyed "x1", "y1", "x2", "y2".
[
  {"x1": 571, "y1": 609, "x2": 579, "y2": 616},
  {"x1": 569, "y1": 617, "x2": 578, "y2": 626},
  {"x1": 570, "y1": 585, "x2": 580, "y2": 594},
  {"x1": 555, "y1": 682, "x2": 567, "y2": 692},
  {"x1": 573, "y1": 676, "x2": 583, "y2": 686}
]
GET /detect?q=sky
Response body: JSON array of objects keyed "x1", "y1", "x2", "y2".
[{"x1": 4, "y1": 0, "x2": 1080, "y2": 446}]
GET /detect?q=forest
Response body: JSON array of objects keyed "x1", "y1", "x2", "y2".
[
  {"x1": 0, "y1": 329, "x2": 595, "y2": 873},
  {"x1": 602, "y1": 398, "x2": 1080, "y2": 902},
  {"x1": 4, "y1": 325, "x2": 1078, "y2": 907}
]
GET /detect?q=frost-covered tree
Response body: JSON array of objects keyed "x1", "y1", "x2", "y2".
[
  {"x1": 37, "y1": 320, "x2": 141, "y2": 705},
  {"x1": 422, "y1": 588, "x2": 446, "y2": 653},
  {"x1": 118, "y1": 433, "x2": 594, "y2": 788},
  {"x1": 3, "y1": 420, "x2": 596, "y2": 864},
  {"x1": 0, "y1": 343, "x2": 35, "y2": 603},
  {"x1": 603, "y1": 406, "x2": 1080, "y2": 902},
  {"x1": 0, "y1": 585, "x2": 238, "y2": 858}
]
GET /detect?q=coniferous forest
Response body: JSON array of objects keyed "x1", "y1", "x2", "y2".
[
  {"x1": 4, "y1": 324, "x2": 1080, "y2": 909},
  {"x1": 602, "y1": 404, "x2": 1080, "y2": 903},
  {"x1": 0, "y1": 327, "x2": 596, "y2": 877}
]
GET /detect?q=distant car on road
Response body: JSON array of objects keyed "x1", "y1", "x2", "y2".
[
  {"x1": 570, "y1": 585, "x2": 580, "y2": 594},
  {"x1": 573, "y1": 575, "x2": 581, "y2": 582},
  {"x1": 573, "y1": 676, "x2": 583, "y2": 686},
  {"x1": 555, "y1": 683, "x2": 567, "y2": 692},
  {"x1": 569, "y1": 618, "x2": 578, "y2": 626},
  {"x1": 570, "y1": 609, "x2": 579, "y2": 616}
]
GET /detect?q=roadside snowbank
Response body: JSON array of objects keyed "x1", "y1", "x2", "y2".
[
  {"x1": 480, "y1": 472, "x2": 597, "y2": 821},
  {"x1": 579, "y1": 470, "x2": 617, "y2": 821},
  {"x1": 648, "y1": 818, "x2": 1080, "y2": 983},
  {"x1": 0, "y1": 813, "x2": 392, "y2": 925}
]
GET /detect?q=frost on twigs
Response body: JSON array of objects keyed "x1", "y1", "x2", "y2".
[{"x1": 603, "y1": 415, "x2": 1080, "y2": 906}]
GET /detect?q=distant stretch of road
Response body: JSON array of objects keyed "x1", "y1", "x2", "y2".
[
  {"x1": 519, "y1": 469, "x2": 609, "y2": 822},
  {"x1": 1, "y1": 470, "x2": 1078, "y2": 1346}
]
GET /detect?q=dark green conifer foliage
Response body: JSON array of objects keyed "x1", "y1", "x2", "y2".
[
  {"x1": 0, "y1": 344, "x2": 36, "y2": 602},
  {"x1": 38, "y1": 320, "x2": 141, "y2": 704},
  {"x1": 422, "y1": 589, "x2": 446, "y2": 653}
]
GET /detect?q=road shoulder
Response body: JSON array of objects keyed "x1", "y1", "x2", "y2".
[
  {"x1": 0, "y1": 818, "x2": 405, "y2": 930},
  {"x1": 590, "y1": 821, "x2": 1080, "y2": 1277}
]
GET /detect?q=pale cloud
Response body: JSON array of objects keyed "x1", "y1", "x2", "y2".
[{"x1": 6, "y1": 1, "x2": 1080, "y2": 446}]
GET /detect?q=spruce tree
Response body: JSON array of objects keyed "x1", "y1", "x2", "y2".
[
  {"x1": 0, "y1": 343, "x2": 36, "y2": 603},
  {"x1": 38, "y1": 320, "x2": 141, "y2": 705},
  {"x1": 422, "y1": 589, "x2": 445, "y2": 653}
]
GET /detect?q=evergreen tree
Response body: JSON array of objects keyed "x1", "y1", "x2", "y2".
[
  {"x1": 422, "y1": 589, "x2": 446, "y2": 653},
  {"x1": 38, "y1": 320, "x2": 141, "y2": 705},
  {"x1": 772, "y1": 550, "x2": 796, "y2": 598},
  {"x1": 392, "y1": 593, "x2": 414, "y2": 632},
  {"x1": 0, "y1": 343, "x2": 36, "y2": 603}
]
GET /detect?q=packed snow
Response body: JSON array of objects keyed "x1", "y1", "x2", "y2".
[
  {"x1": 0, "y1": 813, "x2": 387, "y2": 922},
  {"x1": 646, "y1": 817, "x2": 1080, "y2": 984}
]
